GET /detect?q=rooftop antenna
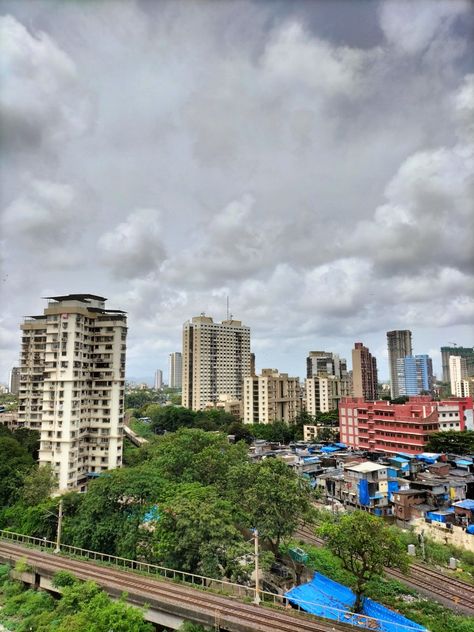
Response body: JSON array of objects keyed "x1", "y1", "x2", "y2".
[{"x1": 226, "y1": 296, "x2": 230, "y2": 321}]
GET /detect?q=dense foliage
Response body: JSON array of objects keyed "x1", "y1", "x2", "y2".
[
  {"x1": 0, "y1": 428, "x2": 35, "y2": 507},
  {"x1": 127, "y1": 403, "x2": 340, "y2": 444},
  {"x1": 0, "y1": 427, "x2": 312, "y2": 582},
  {"x1": 0, "y1": 565, "x2": 152, "y2": 632},
  {"x1": 426, "y1": 430, "x2": 474, "y2": 454}
]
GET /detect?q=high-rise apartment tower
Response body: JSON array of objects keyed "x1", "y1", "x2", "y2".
[
  {"x1": 182, "y1": 315, "x2": 250, "y2": 411},
  {"x1": 18, "y1": 294, "x2": 127, "y2": 491},
  {"x1": 440, "y1": 346, "x2": 474, "y2": 383},
  {"x1": 387, "y1": 330, "x2": 412, "y2": 398},
  {"x1": 168, "y1": 352, "x2": 182, "y2": 389},
  {"x1": 306, "y1": 351, "x2": 347, "y2": 379},
  {"x1": 449, "y1": 356, "x2": 468, "y2": 397},
  {"x1": 154, "y1": 369, "x2": 163, "y2": 390},
  {"x1": 9, "y1": 367, "x2": 20, "y2": 395},
  {"x1": 351, "y1": 342, "x2": 378, "y2": 400},
  {"x1": 396, "y1": 355, "x2": 433, "y2": 396}
]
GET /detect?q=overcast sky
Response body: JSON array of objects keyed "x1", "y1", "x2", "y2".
[{"x1": 1, "y1": 0, "x2": 473, "y2": 384}]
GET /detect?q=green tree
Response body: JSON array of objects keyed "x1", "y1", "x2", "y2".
[
  {"x1": 66, "y1": 466, "x2": 173, "y2": 557},
  {"x1": 247, "y1": 420, "x2": 299, "y2": 443},
  {"x1": 226, "y1": 421, "x2": 254, "y2": 443},
  {"x1": 20, "y1": 464, "x2": 56, "y2": 505},
  {"x1": 124, "y1": 389, "x2": 157, "y2": 410},
  {"x1": 316, "y1": 410, "x2": 340, "y2": 425},
  {"x1": 426, "y1": 430, "x2": 474, "y2": 455},
  {"x1": 0, "y1": 435, "x2": 34, "y2": 506},
  {"x1": 152, "y1": 483, "x2": 244, "y2": 577},
  {"x1": 319, "y1": 511, "x2": 409, "y2": 612},
  {"x1": 12, "y1": 428, "x2": 40, "y2": 459},
  {"x1": 178, "y1": 624, "x2": 209, "y2": 632},
  {"x1": 227, "y1": 458, "x2": 312, "y2": 555},
  {"x1": 150, "y1": 428, "x2": 248, "y2": 487},
  {"x1": 148, "y1": 405, "x2": 196, "y2": 433},
  {"x1": 316, "y1": 426, "x2": 339, "y2": 442}
]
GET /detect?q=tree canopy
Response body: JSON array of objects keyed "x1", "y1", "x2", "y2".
[
  {"x1": 227, "y1": 458, "x2": 312, "y2": 554},
  {"x1": 151, "y1": 483, "x2": 246, "y2": 577},
  {"x1": 0, "y1": 434, "x2": 34, "y2": 506},
  {"x1": 320, "y1": 511, "x2": 409, "y2": 612},
  {"x1": 426, "y1": 430, "x2": 474, "y2": 455}
]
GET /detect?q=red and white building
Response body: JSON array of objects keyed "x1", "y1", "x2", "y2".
[{"x1": 339, "y1": 396, "x2": 473, "y2": 455}]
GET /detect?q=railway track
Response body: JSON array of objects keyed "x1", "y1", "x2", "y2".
[
  {"x1": 295, "y1": 525, "x2": 474, "y2": 615},
  {"x1": 0, "y1": 540, "x2": 358, "y2": 632}
]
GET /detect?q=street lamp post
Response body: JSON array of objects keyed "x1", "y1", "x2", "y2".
[
  {"x1": 53, "y1": 500, "x2": 63, "y2": 554},
  {"x1": 253, "y1": 528, "x2": 260, "y2": 605}
]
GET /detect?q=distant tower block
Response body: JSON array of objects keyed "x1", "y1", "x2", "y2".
[{"x1": 168, "y1": 352, "x2": 182, "y2": 389}]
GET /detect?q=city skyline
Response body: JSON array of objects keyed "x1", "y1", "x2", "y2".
[
  {"x1": 1, "y1": 1, "x2": 473, "y2": 384},
  {"x1": 3, "y1": 302, "x2": 473, "y2": 386}
]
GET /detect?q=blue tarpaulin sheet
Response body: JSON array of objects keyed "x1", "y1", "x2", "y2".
[
  {"x1": 387, "y1": 480, "x2": 399, "y2": 501},
  {"x1": 416, "y1": 453, "x2": 440, "y2": 463},
  {"x1": 285, "y1": 573, "x2": 427, "y2": 632},
  {"x1": 453, "y1": 499, "x2": 474, "y2": 510},
  {"x1": 303, "y1": 456, "x2": 321, "y2": 463},
  {"x1": 426, "y1": 509, "x2": 454, "y2": 523},
  {"x1": 143, "y1": 505, "x2": 160, "y2": 523},
  {"x1": 466, "y1": 525, "x2": 474, "y2": 535},
  {"x1": 358, "y1": 479, "x2": 370, "y2": 506},
  {"x1": 455, "y1": 459, "x2": 473, "y2": 466},
  {"x1": 320, "y1": 446, "x2": 339, "y2": 453}
]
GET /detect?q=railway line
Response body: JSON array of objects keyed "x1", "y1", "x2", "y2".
[
  {"x1": 0, "y1": 540, "x2": 362, "y2": 632},
  {"x1": 295, "y1": 524, "x2": 474, "y2": 615}
]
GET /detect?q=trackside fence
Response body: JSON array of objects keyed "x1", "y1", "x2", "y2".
[{"x1": 0, "y1": 529, "x2": 425, "y2": 632}]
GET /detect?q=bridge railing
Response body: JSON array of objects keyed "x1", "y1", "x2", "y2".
[
  {"x1": 0, "y1": 529, "x2": 425, "y2": 632},
  {"x1": 0, "y1": 529, "x2": 254, "y2": 599}
]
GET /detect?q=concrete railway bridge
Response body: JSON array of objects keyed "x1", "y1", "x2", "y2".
[{"x1": 0, "y1": 530, "x2": 419, "y2": 632}]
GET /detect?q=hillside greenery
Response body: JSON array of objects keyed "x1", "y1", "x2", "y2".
[{"x1": 0, "y1": 565, "x2": 152, "y2": 632}]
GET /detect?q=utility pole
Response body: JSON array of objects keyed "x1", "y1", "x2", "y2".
[
  {"x1": 419, "y1": 530, "x2": 426, "y2": 561},
  {"x1": 253, "y1": 529, "x2": 260, "y2": 605},
  {"x1": 54, "y1": 499, "x2": 63, "y2": 554}
]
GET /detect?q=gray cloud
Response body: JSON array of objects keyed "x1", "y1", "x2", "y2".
[
  {"x1": 0, "y1": 0, "x2": 473, "y2": 383},
  {"x1": 98, "y1": 208, "x2": 166, "y2": 279},
  {"x1": 0, "y1": 14, "x2": 91, "y2": 153}
]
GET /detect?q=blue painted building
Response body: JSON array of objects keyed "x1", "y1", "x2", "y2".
[{"x1": 396, "y1": 355, "x2": 433, "y2": 396}]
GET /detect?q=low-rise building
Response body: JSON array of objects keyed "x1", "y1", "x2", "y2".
[
  {"x1": 339, "y1": 396, "x2": 440, "y2": 454},
  {"x1": 206, "y1": 394, "x2": 242, "y2": 419}
]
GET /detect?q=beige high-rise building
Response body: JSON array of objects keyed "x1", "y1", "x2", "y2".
[
  {"x1": 305, "y1": 375, "x2": 343, "y2": 415},
  {"x1": 449, "y1": 355, "x2": 468, "y2": 397},
  {"x1": 243, "y1": 369, "x2": 301, "y2": 424},
  {"x1": 18, "y1": 294, "x2": 127, "y2": 492},
  {"x1": 182, "y1": 315, "x2": 250, "y2": 411},
  {"x1": 387, "y1": 330, "x2": 412, "y2": 398},
  {"x1": 352, "y1": 342, "x2": 378, "y2": 400}
]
